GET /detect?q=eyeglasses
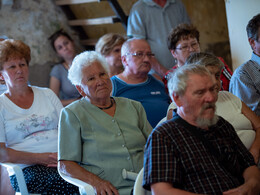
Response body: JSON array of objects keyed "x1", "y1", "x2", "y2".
[
  {"x1": 126, "y1": 52, "x2": 155, "y2": 58},
  {"x1": 175, "y1": 42, "x2": 200, "y2": 52}
]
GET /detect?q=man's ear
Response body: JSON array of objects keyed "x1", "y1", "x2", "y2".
[
  {"x1": 248, "y1": 38, "x2": 255, "y2": 50},
  {"x1": 172, "y1": 92, "x2": 183, "y2": 107},
  {"x1": 0, "y1": 72, "x2": 4, "y2": 81},
  {"x1": 76, "y1": 85, "x2": 86, "y2": 97},
  {"x1": 170, "y1": 49, "x2": 177, "y2": 58},
  {"x1": 121, "y1": 56, "x2": 128, "y2": 67}
]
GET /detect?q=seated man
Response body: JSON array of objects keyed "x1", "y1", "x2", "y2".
[
  {"x1": 111, "y1": 38, "x2": 170, "y2": 127},
  {"x1": 230, "y1": 13, "x2": 260, "y2": 116},
  {"x1": 143, "y1": 65, "x2": 260, "y2": 194}
]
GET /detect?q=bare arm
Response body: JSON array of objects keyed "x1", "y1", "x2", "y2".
[
  {"x1": 241, "y1": 102, "x2": 260, "y2": 163},
  {"x1": 0, "y1": 143, "x2": 57, "y2": 167},
  {"x1": 49, "y1": 76, "x2": 80, "y2": 106},
  {"x1": 150, "y1": 57, "x2": 168, "y2": 78},
  {"x1": 58, "y1": 160, "x2": 119, "y2": 195},
  {"x1": 151, "y1": 182, "x2": 204, "y2": 195},
  {"x1": 223, "y1": 166, "x2": 260, "y2": 195}
]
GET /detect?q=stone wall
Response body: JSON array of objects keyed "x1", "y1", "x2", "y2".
[{"x1": 0, "y1": 0, "x2": 83, "y2": 87}]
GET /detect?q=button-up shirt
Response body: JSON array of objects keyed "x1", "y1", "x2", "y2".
[{"x1": 229, "y1": 52, "x2": 260, "y2": 116}]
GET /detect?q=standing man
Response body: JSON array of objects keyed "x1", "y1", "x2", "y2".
[
  {"x1": 230, "y1": 13, "x2": 260, "y2": 116},
  {"x1": 143, "y1": 65, "x2": 260, "y2": 194},
  {"x1": 111, "y1": 38, "x2": 170, "y2": 127},
  {"x1": 127, "y1": 0, "x2": 190, "y2": 77}
]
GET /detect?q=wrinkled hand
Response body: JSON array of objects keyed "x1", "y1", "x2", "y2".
[
  {"x1": 37, "y1": 152, "x2": 57, "y2": 167},
  {"x1": 223, "y1": 178, "x2": 260, "y2": 195},
  {"x1": 249, "y1": 147, "x2": 259, "y2": 164},
  {"x1": 92, "y1": 177, "x2": 119, "y2": 195}
]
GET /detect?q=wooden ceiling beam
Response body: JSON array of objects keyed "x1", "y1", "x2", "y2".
[
  {"x1": 56, "y1": 0, "x2": 101, "y2": 6},
  {"x1": 68, "y1": 16, "x2": 120, "y2": 26}
]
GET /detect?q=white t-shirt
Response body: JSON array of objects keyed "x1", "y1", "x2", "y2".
[
  {"x1": 168, "y1": 91, "x2": 255, "y2": 149},
  {"x1": 0, "y1": 86, "x2": 63, "y2": 174}
]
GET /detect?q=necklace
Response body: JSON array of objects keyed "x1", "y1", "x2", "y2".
[{"x1": 97, "y1": 98, "x2": 114, "y2": 110}]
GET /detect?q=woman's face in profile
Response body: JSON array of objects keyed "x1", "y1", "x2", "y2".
[
  {"x1": 105, "y1": 44, "x2": 123, "y2": 68},
  {"x1": 79, "y1": 61, "x2": 112, "y2": 101},
  {"x1": 54, "y1": 35, "x2": 76, "y2": 61},
  {"x1": 0, "y1": 57, "x2": 29, "y2": 88}
]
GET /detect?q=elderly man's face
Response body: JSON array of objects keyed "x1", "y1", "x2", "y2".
[
  {"x1": 123, "y1": 40, "x2": 152, "y2": 75},
  {"x1": 176, "y1": 73, "x2": 218, "y2": 128},
  {"x1": 77, "y1": 61, "x2": 112, "y2": 102}
]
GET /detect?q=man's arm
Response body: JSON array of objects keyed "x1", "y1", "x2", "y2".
[
  {"x1": 229, "y1": 70, "x2": 260, "y2": 114},
  {"x1": 223, "y1": 165, "x2": 260, "y2": 195},
  {"x1": 151, "y1": 182, "x2": 204, "y2": 195}
]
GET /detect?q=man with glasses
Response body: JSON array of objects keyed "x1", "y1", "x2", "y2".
[
  {"x1": 163, "y1": 23, "x2": 232, "y2": 91},
  {"x1": 230, "y1": 14, "x2": 260, "y2": 116},
  {"x1": 111, "y1": 38, "x2": 170, "y2": 127}
]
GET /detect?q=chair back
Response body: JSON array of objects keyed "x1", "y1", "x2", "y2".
[{"x1": 133, "y1": 168, "x2": 151, "y2": 195}]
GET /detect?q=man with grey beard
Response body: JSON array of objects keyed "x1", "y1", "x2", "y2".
[{"x1": 143, "y1": 65, "x2": 260, "y2": 195}]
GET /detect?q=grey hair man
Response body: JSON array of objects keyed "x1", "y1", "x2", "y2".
[
  {"x1": 143, "y1": 64, "x2": 260, "y2": 194},
  {"x1": 110, "y1": 38, "x2": 170, "y2": 127}
]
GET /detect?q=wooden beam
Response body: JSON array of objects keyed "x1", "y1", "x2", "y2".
[
  {"x1": 68, "y1": 16, "x2": 120, "y2": 26},
  {"x1": 56, "y1": 0, "x2": 100, "y2": 6}
]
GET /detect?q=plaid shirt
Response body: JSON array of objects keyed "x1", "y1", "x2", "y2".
[{"x1": 143, "y1": 112, "x2": 255, "y2": 194}]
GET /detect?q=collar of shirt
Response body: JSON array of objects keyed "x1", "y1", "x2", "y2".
[
  {"x1": 143, "y1": 0, "x2": 176, "y2": 7},
  {"x1": 251, "y1": 52, "x2": 260, "y2": 65}
]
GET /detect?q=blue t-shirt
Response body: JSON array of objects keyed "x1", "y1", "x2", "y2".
[
  {"x1": 111, "y1": 75, "x2": 170, "y2": 127},
  {"x1": 50, "y1": 64, "x2": 81, "y2": 100}
]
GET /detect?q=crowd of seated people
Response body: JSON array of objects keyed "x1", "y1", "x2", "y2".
[{"x1": 1, "y1": 10, "x2": 260, "y2": 195}]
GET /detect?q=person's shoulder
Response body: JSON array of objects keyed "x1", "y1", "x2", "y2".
[
  {"x1": 234, "y1": 60, "x2": 253, "y2": 74},
  {"x1": 31, "y1": 86, "x2": 57, "y2": 97},
  {"x1": 131, "y1": 0, "x2": 146, "y2": 9},
  {"x1": 51, "y1": 63, "x2": 63, "y2": 70}
]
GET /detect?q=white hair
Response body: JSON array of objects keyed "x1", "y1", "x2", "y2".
[
  {"x1": 167, "y1": 64, "x2": 211, "y2": 101},
  {"x1": 68, "y1": 51, "x2": 109, "y2": 86}
]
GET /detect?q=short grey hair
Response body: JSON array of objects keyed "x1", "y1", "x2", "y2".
[
  {"x1": 121, "y1": 38, "x2": 147, "y2": 57},
  {"x1": 185, "y1": 52, "x2": 224, "y2": 71},
  {"x1": 68, "y1": 51, "x2": 109, "y2": 86},
  {"x1": 167, "y1": 64, "x2": 211, "y2": 100}
]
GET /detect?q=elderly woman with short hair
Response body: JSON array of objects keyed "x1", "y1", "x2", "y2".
[
  {"x1": 58, "y1": 51, "x2": 152, "y2": 195},
  {"x1": 95, "y1": 33, "x2": 126, "y2": 77}
]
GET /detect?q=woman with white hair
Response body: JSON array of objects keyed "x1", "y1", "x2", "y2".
[{"x1": 58, "y1": 51, "x2": 152, "y2": 195}]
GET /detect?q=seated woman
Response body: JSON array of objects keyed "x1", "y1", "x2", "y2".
[
  {"x1": 164, "y1": 23, "x2": 232, "y2": 91},
  {"x1": 49, "y1": 29, "x2": 81, "y2": 106},
  {"x1": 167, "y1": 52, "x2": 260, "y2": 164},
  {"x1": 0, "y1": 39, "x2": 78, "y2": 194},
  {"x1": 58, "y1": 51, "x2": 152, "y2": 195},
  {"x1": 95, "y1": 33, "x2": 126, "y2": 77}
]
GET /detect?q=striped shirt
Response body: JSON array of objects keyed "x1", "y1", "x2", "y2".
[
  {"x1": 143, "y1": 112, "x2": 255, "y2": 194},
  {"x1": 229, "y1": 52, "x2": 260, "y2": 116}
]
